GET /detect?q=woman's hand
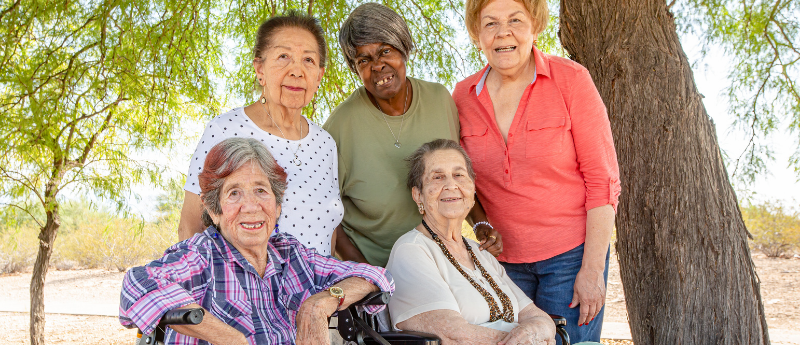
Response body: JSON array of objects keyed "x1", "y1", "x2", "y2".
[
  {"x1": 295, "y1": 293, "x2": 337, "y2": 345},
  {"x1": 570, "y1": 266, "x2": 606, "y2": 326},
  {"x1": 333, "y1": 224, "x2": 369, "y2": 263},
  {"x1": 476, "y1": 224, "x2": 503, "y2": 257},
  {"x1": 498, "y1": 322, "x2": 555, "y2": 345},
  {"x1": 570, "y1": 204, "x2": 614, "y2": 326}
]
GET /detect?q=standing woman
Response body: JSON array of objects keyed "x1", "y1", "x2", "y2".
[
  {"x1": 324, "y1": 3, "x2": 501, "y2": 267},
  {"x1": 452, "y1": 0, "x2": 621, "y2": 343},
  {"x1": 178, "y1": 12, "x2": 343, "y2": 256}
]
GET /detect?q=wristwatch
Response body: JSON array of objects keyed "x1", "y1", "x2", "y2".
[{"x1": 328, "y1": 286, "x2": 345, "y2": 311}]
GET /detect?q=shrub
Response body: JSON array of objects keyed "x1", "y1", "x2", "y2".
[
  {"x1": 0, "y1": 196, "x2": 179, "y2": 273},
  {"x1": 741, "y1": 200, "x2": 800, "y2": 257}
]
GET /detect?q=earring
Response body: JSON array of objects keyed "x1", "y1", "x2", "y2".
[
  {"x1": 274, "y1": 223, "x2": 279, "y2": 233},
  {"x1": 417, "y1": 203, "x2": 424, "y2": 214},
  {"x1": 533, "y1": 39, "x2": 538, "y2": 47},
  {"x1": 260, "y1": 96, "x2": 267, "y2": 104}
]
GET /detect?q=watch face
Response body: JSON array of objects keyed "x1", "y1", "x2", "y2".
[{"x1": 329, "y1": 286, "x2": 344, "y2": 297}]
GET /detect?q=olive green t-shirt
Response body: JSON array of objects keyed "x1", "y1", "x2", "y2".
[{"x1": 323, "y1": 77, "x2": 459, "y2": 267}]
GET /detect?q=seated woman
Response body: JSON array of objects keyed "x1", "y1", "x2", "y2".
[
  {"x1": 120, "y1": 138, "x2": 393, "y2": 345},
  {"x1": 387, "y1": 139, "x2": 559, "y2": 345}
]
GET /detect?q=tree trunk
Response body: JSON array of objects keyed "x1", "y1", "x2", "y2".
[
  {"x1": 559, "y1": 1, "x2": 770, "y2": 344},
  {"x1": 30, "y1": 202, "x2": 60, "y2": 345}
]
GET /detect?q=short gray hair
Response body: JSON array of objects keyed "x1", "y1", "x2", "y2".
[
  {"x1": 406, "y1": 139, "x2": 477, "y2": 191},
  {"x1": 338, "y1": 3, "x2": 415, "y2": 74},
  {"x1": 198, "y1": 138, "x2": 288, "y2": 228}
]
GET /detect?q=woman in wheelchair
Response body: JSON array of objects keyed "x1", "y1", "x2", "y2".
[
  {"x1": 119, "y1": 138, "x2": 393, "y2": 345},
  {"x1": 387, "y1": 139, "x2": 570, "y2": 345}
]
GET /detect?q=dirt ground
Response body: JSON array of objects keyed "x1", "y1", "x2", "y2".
[{"x1": 1, "y1": 253, "x2": 797, "y2": 344}]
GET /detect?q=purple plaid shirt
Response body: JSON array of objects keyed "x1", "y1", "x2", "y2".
[{"x1": 119, "y1": 227, "x2": 393, "y2": 345}]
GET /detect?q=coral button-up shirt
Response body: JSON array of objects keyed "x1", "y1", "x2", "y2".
[{"x1": 453, "y1": 48, "x2": 621, "y2": 263}]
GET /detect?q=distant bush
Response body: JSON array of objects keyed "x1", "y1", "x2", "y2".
[
  {"x1": 0, "y1": 226, "x2": 39, "y2": 273},
  {"x1": 0, "y1": 194, "x2": 179, "y2": 274},
  {"x1": 741, "y1": 200, "x2": 800, "y2": 257}
]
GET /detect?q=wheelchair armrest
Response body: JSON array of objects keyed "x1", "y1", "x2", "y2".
[
  {"x1": 159, "y1": 308, "x2": 205, "y2": 326},
  {"x1": 363, "y1": 331, "x2": 440, "y2": 345},
  {"x1": 353, "y1": 291, "x2": 390, "y2": 306},
  {"x1": 136, "y1": 308, "x2": 205, "y2": 345}
]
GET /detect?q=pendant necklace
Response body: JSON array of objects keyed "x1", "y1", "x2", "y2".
[
  {"x1": 260, "y1": 98, "x2": 303, "y2": 166},
  {"x1": 376, "y1": 81, "x2": 409, "y2": 148}
]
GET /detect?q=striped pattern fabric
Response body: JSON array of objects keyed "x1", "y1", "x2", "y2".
[{"x1": 120, "y1": 227, "x2": 393, "y2": 345}]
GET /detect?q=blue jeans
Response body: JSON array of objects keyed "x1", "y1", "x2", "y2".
[{"x1": 501, "y1": 244, "x2": 610, "y2": 345}]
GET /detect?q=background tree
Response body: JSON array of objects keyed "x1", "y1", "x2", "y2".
[
  {"x1": 559, "y1": 0, "x2": 769, "y2": 343},
  {"x1": 0, "y1": 1, "x2": 220, "y2": 344},
  {"x1": 678, "y1": 0, "x2": 799, "y2": 184}
]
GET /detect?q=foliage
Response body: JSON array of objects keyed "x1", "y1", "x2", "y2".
[
  {"x1": 741, "y1": 199, "x2": 800, "y2": 257},
  {"x1": 675, "y1": 0, "x2": 800, "y2": 184},
  {"x1": 0, "y1": 0, "x2": 221, "y2": 222},
  {"x1": 0, "y1": 198, "x2": 178, "y2": 274}
]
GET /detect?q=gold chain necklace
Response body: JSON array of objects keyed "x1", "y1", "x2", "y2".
[
  {"x1": 421, "y1": 219, "x2": 514, "y2": 322},
  {"x1": 260, "y1": 98, "x2": 302, "y2": 166}
]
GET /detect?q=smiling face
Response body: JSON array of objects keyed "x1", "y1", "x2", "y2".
[
  {"x1": 477, "y1": 0, "x2": 536, "y2": 72},
  {"x1": 412, "y1": 149, "x2": 476, "y2": 222},
  {"x1": 354, "y1": 42, "x2": 407, "y2": 101},
  {"x1": 254, "y1": 27, "x2": 325, "y2": 110},
  {"x1": 207, "y1": 161, "x2": 281, "y2": 254}
]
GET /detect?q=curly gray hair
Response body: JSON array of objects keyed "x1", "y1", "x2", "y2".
[
  {"x1": 198, "y1": 138, "x2": 288, "y2": 228},
  {"x1": 338, "y1": 3, "x2": 415, "y2": 74}
]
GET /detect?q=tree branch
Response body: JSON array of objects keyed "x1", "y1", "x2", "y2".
[
  {"x1": 0, "y1": 0, "x2": 21, "y2": 22},
  {"x1": 0, "y1": 166, "x2": 44, "y2": 205},
  {"x1": 0, "y1": 202, "x2": 43, "y2": 228}
]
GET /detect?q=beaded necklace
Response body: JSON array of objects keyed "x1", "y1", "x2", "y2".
[{"x1": 421, "y1": 219, "x2": 514, "y2": 322}]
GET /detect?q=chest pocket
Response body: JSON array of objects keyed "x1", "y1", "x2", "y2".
[
  {"x1": 208, "y1": 281, "x2": 255, "y2": 338},
  {"x1": 460, "y1": 125, "x2": 489, "y2": 163},
  {"x1": 525, "y1": 117, "x2": 567, "y2": 158}
]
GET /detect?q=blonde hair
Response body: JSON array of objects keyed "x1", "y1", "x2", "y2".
[{"x1": 465, "y1": 0, "x2": 549, "y2": 46}]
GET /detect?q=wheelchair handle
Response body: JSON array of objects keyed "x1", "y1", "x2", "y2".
[
  {"x1": 159, "y1": 308, "x2": 205, "y2": 326},
  {"x1": 352, "y1": 291, "x2": 390, "y2": 306}
]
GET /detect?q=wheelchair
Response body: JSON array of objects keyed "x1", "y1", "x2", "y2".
[
  {"x1": 136, "y1": 292, "x2": 570, "y2": 345},
  {"x1": 335, "y1": 291, "x2": 570, "y2": 345}
]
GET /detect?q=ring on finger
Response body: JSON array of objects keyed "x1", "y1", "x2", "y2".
[{"x1": 489, "y1": 235, "x2": 497, "y2": 241}]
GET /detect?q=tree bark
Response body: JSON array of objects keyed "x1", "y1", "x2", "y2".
[
  {"x1": 559, "y1": 1, "x2": 770, "y2": 344},
  {"x1": 30, "y1": 197, "x2": 60, "y2": 345}
]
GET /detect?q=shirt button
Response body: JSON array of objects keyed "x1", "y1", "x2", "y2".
[
  {"x1": 509, "y1": 133, "x2": 513, "y2": 137},
  {"x1": 505, "y1": 169, "x2": 509, "y2": 174}
]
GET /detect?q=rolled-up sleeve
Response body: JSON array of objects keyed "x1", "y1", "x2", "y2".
[
  {"x1": 119, "y1": 243, "x2": 211, "y2": 335},
  {"x1": 567, "y1": 67, "x2": 621, "y2": 212},
  {"x1": 303, "y1": 246, "x2": 394, "y2": 314}
]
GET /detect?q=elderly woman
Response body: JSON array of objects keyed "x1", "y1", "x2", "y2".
[
  {"x1": 323, "y1": 3, "x2": 502, "y2": 268},
  {"x1": 452, "y1": 0, "x2": 621, "y2": 343},
  {"x1": 179, "y1": 12, "x2": 343, "y2": 256},
  {"x1": 121, "y1": 138, "x2": 393, "y2": 344},
  {"x1": 386, "y1": 139, "x2": 571, "y2": 345}
]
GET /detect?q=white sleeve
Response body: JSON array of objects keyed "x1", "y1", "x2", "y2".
[
  {"x1": 184, "y1": 119, "x2": 225, "y2": 195},
  {"x1": 387, "y1": 242, "x2": 461, "y2": 329}
]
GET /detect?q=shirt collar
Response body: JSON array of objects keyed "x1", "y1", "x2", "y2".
[
  {"x1": 205, "y1": 226, "x2": 286, "y2": 276},
  {"x1": 474, "y1": 47, "x2": 549, "y2": 96}
]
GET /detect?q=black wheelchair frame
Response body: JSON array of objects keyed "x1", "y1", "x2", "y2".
[
  {"x1": 335, "y1": 291, "x2": 570, "y2": 345},
  {"x1": 135, "y1": 292, "x2": 570, "y2": 345}
]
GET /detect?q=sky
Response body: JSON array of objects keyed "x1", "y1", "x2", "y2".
[
  {"x1": 123, "y1": 29, "x2": 800, "y2": 219},
  {"x1": 683, "y1": 35, "x2": 800, "y2": 207}
]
